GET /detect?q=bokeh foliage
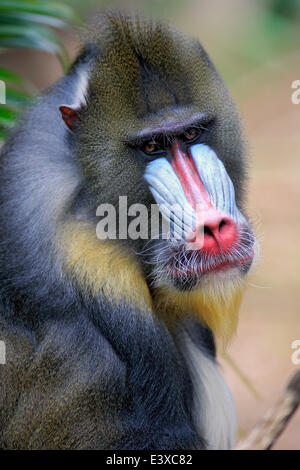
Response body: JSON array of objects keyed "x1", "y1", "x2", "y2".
[
  {"x1": 0, "y1": 0, "x2": 79, "y2": 140},
  {"x1": 218, "y1": 0, "x2": 300, "y2": 82}
]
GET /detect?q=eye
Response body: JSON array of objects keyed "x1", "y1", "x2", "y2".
[
  {"x1": 182, "y1": 128, "x2": 201, "y2": 142},
  {"x1": 142, "y1": 140, "x2": 163, "y2": 155}
]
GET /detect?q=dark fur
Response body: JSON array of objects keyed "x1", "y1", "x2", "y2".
[{"x1": 0, "y1": 13, "x2": 246, "y2": 449}]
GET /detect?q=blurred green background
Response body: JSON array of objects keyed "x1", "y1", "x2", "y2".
[{"x1": 0, "y1": 0, "x2": 299, "y2": 449}]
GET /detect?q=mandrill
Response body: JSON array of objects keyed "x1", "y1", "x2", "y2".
[{"x1": 0, "y1": 13, "x2": 257, "y2": 450}]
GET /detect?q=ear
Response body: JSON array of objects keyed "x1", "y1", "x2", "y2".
[
  {"x1": 59, "y1": 67, "x2": 90, "y2": 130},
  {"x1": 59, "y1": 104, "x2": 81, "y2": 130}
]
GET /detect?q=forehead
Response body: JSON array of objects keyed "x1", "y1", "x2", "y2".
[{"x1": 88, "y1": 18, "x2": 214, "y2": 119}]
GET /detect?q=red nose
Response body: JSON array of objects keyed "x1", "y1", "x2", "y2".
[{"x1": 187, "y1": 208, "x2": 237, "y2": 254}]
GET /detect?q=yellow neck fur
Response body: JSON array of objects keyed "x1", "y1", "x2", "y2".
[
  {"x1": 153, "y1": 275, "x2": 245, "y2": 349},
  {"x1": 58, "y1": 221, "x2": 245, "y2": 347},
  {"x1": 58, "y1": 221, "x2": 152, "y2": 311}
]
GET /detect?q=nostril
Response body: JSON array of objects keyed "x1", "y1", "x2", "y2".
[
  {"x1": 203, "y1": 219, "x2": 228, "y2": 237},
  {"x1": 218, "y1": 219, "x2": 227, "y2": 232},
  {"x1": 203, "y1": 225, "x2": 213, "y2": 237}
]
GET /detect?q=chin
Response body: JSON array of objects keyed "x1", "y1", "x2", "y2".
[{"x1": 169, "y1": 262, "x2": 252, "y2": 292}]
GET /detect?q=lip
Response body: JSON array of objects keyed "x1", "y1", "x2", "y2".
[{"x1": 167, "y1": 253, "x2": 254, "y2": 278}]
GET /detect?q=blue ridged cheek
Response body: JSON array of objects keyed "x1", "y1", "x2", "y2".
[
  {"x1": 190, "y1": 144, "x2": 245, "y2": 223},
  {"x1": 144, "y1": 157, "x2": 195, "y2": 237}
]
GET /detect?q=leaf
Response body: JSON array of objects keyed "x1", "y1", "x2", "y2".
[
  {"x1": 0, "y1": 1, "x2": 79, "y2": 24},
  {"x1": 0, "y1": 23, "x2": 63, "y2": 47},
  {"x1": 0, "y1": 0, "x2": 80, "y2": 141},
  {"x1": 0, "y1": 67, "x2": 22, "y2": 83},
  {"x1": 0, "y1": 13, "x2": 66, "y2": 29},
  {"x1": 0, "y1": 24, "x2": 69, "y2": 68},
  {"x1": 6, "y1": 87, "x2": 31, "y2": 107},
  {"x1": 0, "y1": 106, "x2": 18, "y2": 127},
  {"x1": 0, "y1": 127, "x2": 7, "y2": 140}
]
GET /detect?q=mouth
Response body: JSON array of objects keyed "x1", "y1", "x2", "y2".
[
  {"x1": 166, "y1": 250, "x2": 254, "y2": 291},
  {"x1": 167, "y1": 253, "x2": 254, "y2": 277},
  {"x1": 149, "y1": 225, "x2": 256, "y2": 291}
]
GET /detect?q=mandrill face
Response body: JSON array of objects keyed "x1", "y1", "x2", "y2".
[
  {"x1": 138, "y1": 121, "x2": 258, "y2": 344},
  {"x1": 137, "y1": 116, "x2": 258, "y2": 343}
]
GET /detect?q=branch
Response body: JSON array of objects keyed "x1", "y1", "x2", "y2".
[{"x1": 234, "y1": 369, "x2": 300, "y2": 450}]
